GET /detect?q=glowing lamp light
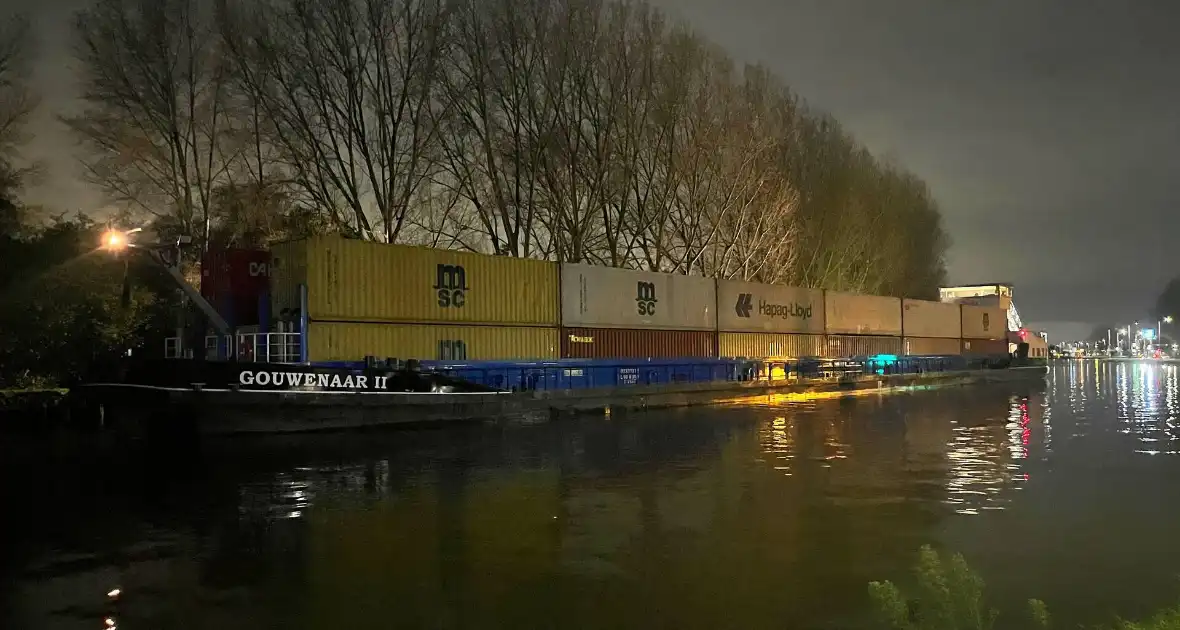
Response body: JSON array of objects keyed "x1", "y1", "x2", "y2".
[{"x1": 102, "y1": 230, "x2": 127, "y2": 251}]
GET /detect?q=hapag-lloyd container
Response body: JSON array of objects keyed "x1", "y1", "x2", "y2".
[
  {"x1": 961, "y1": 305, "x2": 1007, "y2": 340},
  {"x1": 560, "y1": 264, "x2": 716, "y2": 330},
  {"x1": 901, "y1": 299, "x2": 962, "y2": 339},
  {"x1": 715, "y1": 280, "x2": 825, "y2": 334},
  {"x1": 823, "y1": 292, "x2": 902, "y2": 336},
  {"x1": 270, "y1": 236, "x2": 559, "y2": 326},
  {"x1": 718, "y1": 332, "x2": 826, "y2": 359}
]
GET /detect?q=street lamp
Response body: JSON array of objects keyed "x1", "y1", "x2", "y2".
[
  {"x1": 1160, "y1": 316, "x2": 1174, "y2": 357},
  {"x1": 97, "y1": 227, "x2": 232, "y2": 343},
  {"x1": 101, "y1": 227, "x2": 142, "y2": 252}
]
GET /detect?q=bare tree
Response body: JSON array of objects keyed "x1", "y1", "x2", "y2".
[
  {"x1": 66, "y1": 0, "x2": 236, "y2": 247},
  {"x1": 0, "y1": 12, "x2": 37, "y2": 226},
  {"x1": 196, "y1": 0, "x2": 947, "y2": 295},
  {"x1": 431, "y1": 0, "x2": 551, "y2": 257},
  {"x1": 223, "y1": 0, "x2": 449, "y2": 243}
]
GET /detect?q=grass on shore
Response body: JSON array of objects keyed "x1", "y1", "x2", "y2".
[
  {"x1": 0, "y1": 388, "x2": 69, "y2": 416},
  {"x1": 870, "y1": 546, "x2": 1180, "y2": 630}
]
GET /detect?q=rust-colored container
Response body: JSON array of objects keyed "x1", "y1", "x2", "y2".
[
  {"x1": 961, "y1": 338, "x2": 1009, "y2": 356},
  {"x1": 560, "y1": 327, "x2": 716, "y2": 359},
  {"x1": 903, "y1": 337, "x2": 962, "y2": 356},
  {"x1": 826, "y1": 335, "x2": 902, "y2": 358}
]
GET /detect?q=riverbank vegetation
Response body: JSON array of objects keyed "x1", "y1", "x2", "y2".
[
  {"x1": 0, "y1": 0, "x2": 949, "y2": 386},
  {"x1": 870, "y1": 545, "x2": 1180, "y2": 630}
]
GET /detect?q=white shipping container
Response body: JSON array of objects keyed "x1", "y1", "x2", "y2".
[
  {"x1": 716, "y1": 280, "x2": 825, "y2": 333},
  {"x1": 902, "y1": 299, "x2": 962, "y2": 339},
  {"x1": 961, "y1": 305, "x2": 1007, "y2": 340},
  {"x1": 560, "y1": 264, "x2": 716, "y2": 330},
  {"x1": 824, "y1": 292, "x2": 902, "y2": 336}
]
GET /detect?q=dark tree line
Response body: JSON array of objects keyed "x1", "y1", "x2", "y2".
[
  {"x1": 65, "y1": 0, "x2": 948, "y2": 297},
  {"x1": 1, "y1": 0, "x2": 951, "y2": 385}
]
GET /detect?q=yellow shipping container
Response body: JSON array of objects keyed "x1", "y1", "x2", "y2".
[
  {"x1": 826, "y1": 335, "x2": 902, "y2": 358},
  {"x1": 718, "y1": 332, "x2": 825, "y2": 359},
  {"x1": 271, "y1": 235, "x2": 559, "y2": 326},
  {"x1": 307, "y1": 321, "x2": 559, "y2": 362}
]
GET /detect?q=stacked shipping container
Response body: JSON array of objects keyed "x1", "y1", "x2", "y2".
[
  {"x1": 960, "y1": 304, "x2": 1008, "y2": 356},
  {"x1": 559, "y1": 263, "x2": 716, "y2": 358},
  {"x1": 902, "y1": 298, "x2": 963, "y2": 356},
  {"x1": 823, "y1": 292, "x2": 905, "y2": 357},
  {"x1": 715, "y1": 280, "x2": 825, "y2": 358},
  {"x1": 200, "y1": 249, "x2": 272, "y2": 328},
  {"x1": 268, "y1": 236, "x2": 1013, "y2": 363},
  {"x1": 270, "y1": 236, "x2": 560, "y2": 362}
]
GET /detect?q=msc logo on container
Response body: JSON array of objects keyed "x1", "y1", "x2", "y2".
[
  {"x1": 636, "y1": 281, "x2": 657, "y2": 316},
  {"x1": 433, "y1": 263, "x2": 468, "y2": 308},
  {"x1": 437, "y1": 339, "x2": 467, "y2": 360}
]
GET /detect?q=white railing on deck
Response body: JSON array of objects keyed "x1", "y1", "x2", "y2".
[{"x1": 164, "y1": 332, "x2": 301, "y2": 363}]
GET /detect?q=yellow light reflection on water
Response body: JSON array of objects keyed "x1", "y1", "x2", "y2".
[{"x1": 944, "y1": 394, "x2": 1031, "y2": 515}]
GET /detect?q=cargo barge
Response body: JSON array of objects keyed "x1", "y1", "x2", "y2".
[
  {"x1": 68, "y1": 231, "x2": 1040, "y2": 436},
  {"x1": 73, "y1": 355, "x2": 1045, "y2": 435}
]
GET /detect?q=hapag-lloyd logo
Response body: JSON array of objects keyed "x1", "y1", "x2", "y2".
[
  {"x1": 239, "y1": 370, "x2": 390, "y2": 390},
  {"x1": 735, "y1": 293, "x2": 813, "y2": 320}
]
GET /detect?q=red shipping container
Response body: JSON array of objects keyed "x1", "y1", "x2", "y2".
[
  {"x1": 201, "y1": 249, "x2": 271, "y2": 327},
  {"x1": 560, "y1": 327, "x2": 716, "y2": 359},
  {"x1": 201, "y1": 249, "x2": 270, "y2": 299}
]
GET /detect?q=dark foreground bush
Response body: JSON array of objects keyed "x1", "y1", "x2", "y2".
[{"x1": 870, "y1": 546, "x2": 1180, "y2": 629}]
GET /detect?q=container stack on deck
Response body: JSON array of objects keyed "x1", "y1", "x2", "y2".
[
  {"x1": 715, "y1": 280, "x2": 826, "y2": 359},
  {"x1": 261, "y1": 236, "x2": 1011, "y2": 364},
  {"x1": 559, "y1": 264, "x2": 717, "y2": 359},
  {"x1": 200, "y1": 248, "x2": 271, "y2": 330},
  {"x1": 901, "y1": 298, "x2": 963, "y2": 356},
  {"x1": 823, "y1": 291, "x2": 904, "y2": 357},
  {"x1": 959, "y1": 304, "x2": 1008, "y2": 356},
  {"x1": 269, "y1": 236, "x2": 560, "y2": 362}
]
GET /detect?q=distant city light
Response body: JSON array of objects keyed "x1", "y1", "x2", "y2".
[{"x1": 1143, "y1": 328, "x2": 1156, "y2": 341}]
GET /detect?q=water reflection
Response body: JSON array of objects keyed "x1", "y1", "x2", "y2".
[
  {"x1": 15, "y1": 366, "x2": 1180, "y2": 629},
  {"x1": 1110, "y1": 362, "x2": 1180, "y2": 454}
]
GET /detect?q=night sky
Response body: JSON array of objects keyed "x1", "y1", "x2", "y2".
[{"x1": 16, "y1": 0, "x2": 1180, "y2": 341}]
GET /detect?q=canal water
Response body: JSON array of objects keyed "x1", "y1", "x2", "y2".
[{"x1": 5, "y1": 362, "x2": 1180, "y2": 629}]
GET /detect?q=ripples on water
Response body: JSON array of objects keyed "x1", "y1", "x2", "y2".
[{"x1": 10, "y1": 362, "x2": 1180, "y2": 629}]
